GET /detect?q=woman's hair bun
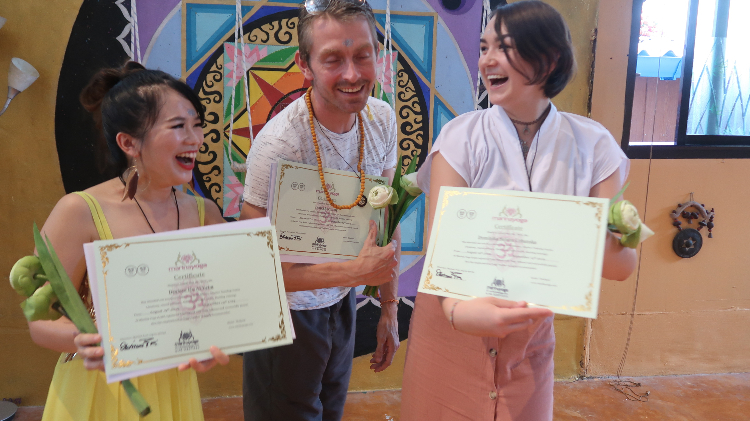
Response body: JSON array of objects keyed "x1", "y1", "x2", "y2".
[
  {"x1": 78, "y1": 61, "x2": 205, "y2": 176},
  {"x1": 79, "y1": 61, "x2": 146, "y2": 116}
]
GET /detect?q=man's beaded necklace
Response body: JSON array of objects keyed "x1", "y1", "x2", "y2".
[{"x1": 305, "y1": 86, "x2": 366, "y2": 210}]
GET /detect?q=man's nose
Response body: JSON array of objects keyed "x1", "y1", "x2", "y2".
[{"x1": 341, "y1": 59, "x2": 361, "y2": 82}]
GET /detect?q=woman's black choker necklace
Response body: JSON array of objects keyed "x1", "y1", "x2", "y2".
[
  {"x1": 118, "y1": 176, "x2": 180, "y2": 233},
  {"x1": 508, "y1": 103, "x2": 552, "y2": 135}
]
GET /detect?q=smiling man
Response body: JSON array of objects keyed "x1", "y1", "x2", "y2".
[{"x1": 239, "y1": 1, "x2": 401, "y2": 420}]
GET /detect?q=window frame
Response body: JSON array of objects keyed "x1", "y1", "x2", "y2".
[{"x1": 621, "y1": 0, "x2": 750, "y2": 159}]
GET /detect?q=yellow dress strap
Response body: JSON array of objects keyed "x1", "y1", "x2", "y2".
[
  {"x1": 194, "y1": 195, "x2": 205, "y2": 226},
  {"x1": 73, "y1": 192, "x2": 114, "y2": 240}
]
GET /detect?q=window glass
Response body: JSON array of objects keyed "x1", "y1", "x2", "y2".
[
  {"x1": 629, "y1": 0, "x2": 689, "y2": 146},
  {"x1": 687, "y1": 0, "x2": 750, "y2": 136}
]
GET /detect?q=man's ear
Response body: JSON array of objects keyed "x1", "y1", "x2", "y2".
[
  {"x1": 295, "y1": 51, "x2": 314, "y2": 82},
  {"x1": 115, "y1": 132, "x2": 140, "y2": 160}
]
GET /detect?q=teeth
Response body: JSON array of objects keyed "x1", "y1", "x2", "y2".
[
  {"x1": 487, "y1": 75, "x2": 507, "y2": 80},
  {"x1": 176, "y1": 152, "x2": 197, "y2": 160},
  {"x1": 339, "y1": 86, "x2": 362, "y2": 93}
]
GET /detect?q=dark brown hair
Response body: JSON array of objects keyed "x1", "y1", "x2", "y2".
[
  {"x1": 79, "y1": 61, "x2": 205, "y2": 175},
  {"x1": 297, "y1": 0, "x2": 378, "y2": 64},
  {"x1": 492, "y1": 0, "x2": 576, "y2": 98}
]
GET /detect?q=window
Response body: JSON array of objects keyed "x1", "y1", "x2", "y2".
[{"x1": 622, "y1": 0, "x2": 750, "y2": 158}]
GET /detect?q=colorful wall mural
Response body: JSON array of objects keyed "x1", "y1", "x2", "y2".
[
  {"x1": 173, "y1": 0, "x2": 481, "y2": 361},
  {"x1": 52, "y1": 0, "x2": 484, "y2": 391}
]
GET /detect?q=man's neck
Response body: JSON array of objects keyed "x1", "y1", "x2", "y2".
[{"x1": 310, "y1": 89, "x2": 358, "y2": 134}]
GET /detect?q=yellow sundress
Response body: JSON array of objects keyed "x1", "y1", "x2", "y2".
[{"x1": 41, "y1": 192, "x2": 206, "y2": 421}]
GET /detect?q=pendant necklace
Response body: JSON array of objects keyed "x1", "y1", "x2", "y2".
[
  {"x1": 512, "y1": 104, "x2": 551, "y2": 193},
  {"x1": 119, "y1": 175, "x2": 180, "y2": 232},
  {"x1": 523, "y1": 129, "x2": 541, "y2": 193},
  {"x1": 314, "y1": 119, "x2": 362, "y2": 179},
  {"x1": 508, "y1": 102, "x2": 552, "y2": 135}
]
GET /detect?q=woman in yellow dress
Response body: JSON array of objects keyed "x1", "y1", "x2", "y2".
[{"x1": 28, "y1": 61, "x2": 229, "y2": 420}]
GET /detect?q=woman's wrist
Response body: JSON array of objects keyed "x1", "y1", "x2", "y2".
[
  {"x1": 441, "y1": 298, "x2": 460, "y2": 323},
  {"x1": 449, "y1": 301, "x2": 459, "y2": 330}
]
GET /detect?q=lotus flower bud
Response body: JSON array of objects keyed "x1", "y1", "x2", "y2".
[
  {"x1": 20, "y1": 283, "x2": 61, "y2": 322},
  {"x1": 609, "y1": 200, "x2": 654, "y2": 248},
  {"x1": 399, "y1": 172, "x2": 422, "y2": 197},
  {"x1": 10, "y1": 255, "x2": 46, "y2": 297},
  {"x1": 368, "y1": 185, "x2": 398, "y2": 209}
]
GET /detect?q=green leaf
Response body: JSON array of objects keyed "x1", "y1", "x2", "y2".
[
  {"x1": 45, "y1": 234, "x2": 98, "y2": 334},
  {"x1": 122, "y1": 379, "x2": 151, "y2": 417},
  {"x1": 609, "y1": 182, "x2": 630, "y2": 206},
  {"x1": 395, "y1": 195, "x2": 417, "y2": 226},
  {"x1": 391, "y1": 153, "x2": 403, "y2": 191},
  {"x1": 404, "y1": 153, "x2": 419, "y2": 175}
]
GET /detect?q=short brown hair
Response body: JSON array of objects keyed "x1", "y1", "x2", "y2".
[
  {"x1": 297, "y1": 0, "x2": 379, "y2": 64},
  {"x1": 493, "y1": 0, "x2": 576, "y2": 98}
]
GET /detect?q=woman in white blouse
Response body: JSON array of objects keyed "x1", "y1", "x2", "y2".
[{"x1": 401, "y1": 2, "x2": 637, "y2": 420}]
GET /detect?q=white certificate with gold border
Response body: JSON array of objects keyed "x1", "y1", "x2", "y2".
[
  {"x1": 84, "y1": 218, "x2": 292, "y2": 383},
  {"x1": 268, "y1": 159, "x2": 388, "y2": 263},
  {"x1": 417, "y1": 187, "x2": 609, "y2": 319}
]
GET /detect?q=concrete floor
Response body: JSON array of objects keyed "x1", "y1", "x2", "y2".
[{"x1": 13, "y1": 372, "x2": 749, "y2": 420}]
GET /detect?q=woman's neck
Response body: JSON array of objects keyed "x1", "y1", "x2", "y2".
[
  {"x1": 503, "y1": 98, "x2": 552, "y2": 144},
  {"x1": 503, "y1": 98, "x2": 551, "y2": 124},
  {"x1": 134, "y1": 185, "x2": 174, "y2": 204},
  {"x1": 124, "y1": 174, "x2": 175, "y2": 204}
]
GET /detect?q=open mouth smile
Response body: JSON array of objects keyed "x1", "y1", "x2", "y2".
[
  {"x1": 176, "y1": 151, "x2": 197, "y2": 170},
  {"x1": 338, "y1": 85, "x2": 365, "y2": 94},
  {"x1": 486, "y1": 74, "x2": 509, "y2": 87}
]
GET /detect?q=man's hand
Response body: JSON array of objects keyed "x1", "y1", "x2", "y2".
[
  {"x1": 351, "y1": 220, "x2": 398, "y2": 288},
  {"x1": 370, "y1": 303, "x2": 399, "y2": 372}
]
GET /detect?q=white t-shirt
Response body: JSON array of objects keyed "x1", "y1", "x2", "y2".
[
  {"x1": 417, "y1": 103, "x2": 629, "y2": 196},
  {"x1": 244, "y1": 95, "x2": 398, "y2": 310}
]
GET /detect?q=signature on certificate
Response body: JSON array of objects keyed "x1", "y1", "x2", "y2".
[{"x1": 435, "y1": 268, "x2": 463, "y2": 280}]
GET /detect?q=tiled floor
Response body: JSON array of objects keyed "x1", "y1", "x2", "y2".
[{"x1": 13, "y1": 372, "x2": 749, "y2": 420}]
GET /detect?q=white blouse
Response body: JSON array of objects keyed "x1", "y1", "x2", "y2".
[{"x1": 417, "y1": 104, "x2": 628, "y2": 196}]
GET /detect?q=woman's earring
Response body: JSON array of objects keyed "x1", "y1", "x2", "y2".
[{"x1": 121, "y1": 161, "x2": 139, "y2": 201}]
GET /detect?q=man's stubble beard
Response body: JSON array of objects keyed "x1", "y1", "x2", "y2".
[{"x1": 310, "y1": 77, "x2": 373, "y2": 116}]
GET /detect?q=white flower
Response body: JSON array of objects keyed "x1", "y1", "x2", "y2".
[
  {"x1": 400, "y1": 172, "x2": 422, "y2": 197},
  {"x1": 609, "y1": 200, "x2": 654, "y2": 248},
  {"x1": 368, "y1": 185, "x2": 398, "y2": 209},
  {"x1": 619, "y1": 201, "x2": 642, "y2": 233}
]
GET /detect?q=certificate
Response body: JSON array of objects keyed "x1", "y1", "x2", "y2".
[
  {"x1": 84, "y1": 218, "x2": 293, "y2": 383},
  {"x1": 269, "y1": 159, "x2": 388, "y2": 263},
  {"x1": 417, "y1": 188, "x2": 609, "y2": 318}
]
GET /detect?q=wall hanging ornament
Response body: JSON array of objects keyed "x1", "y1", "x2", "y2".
[{"x1": 670, "y1": 193, "x2": 715, "y2": 258}]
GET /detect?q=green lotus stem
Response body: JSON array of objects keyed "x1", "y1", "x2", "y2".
[{"x1": 31, "y1": 224, "x2": 151, "y2": 417}]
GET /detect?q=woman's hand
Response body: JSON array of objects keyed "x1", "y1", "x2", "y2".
[
  {"x1": 73, "y1": 332, "x2": 105, "y2": 371},
  {"x1": 178, "y1": 346, "x2": 230, "y2": 373},
  {"x1": 445, "y1": 297, "x2": 554, "y2": 338}
]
